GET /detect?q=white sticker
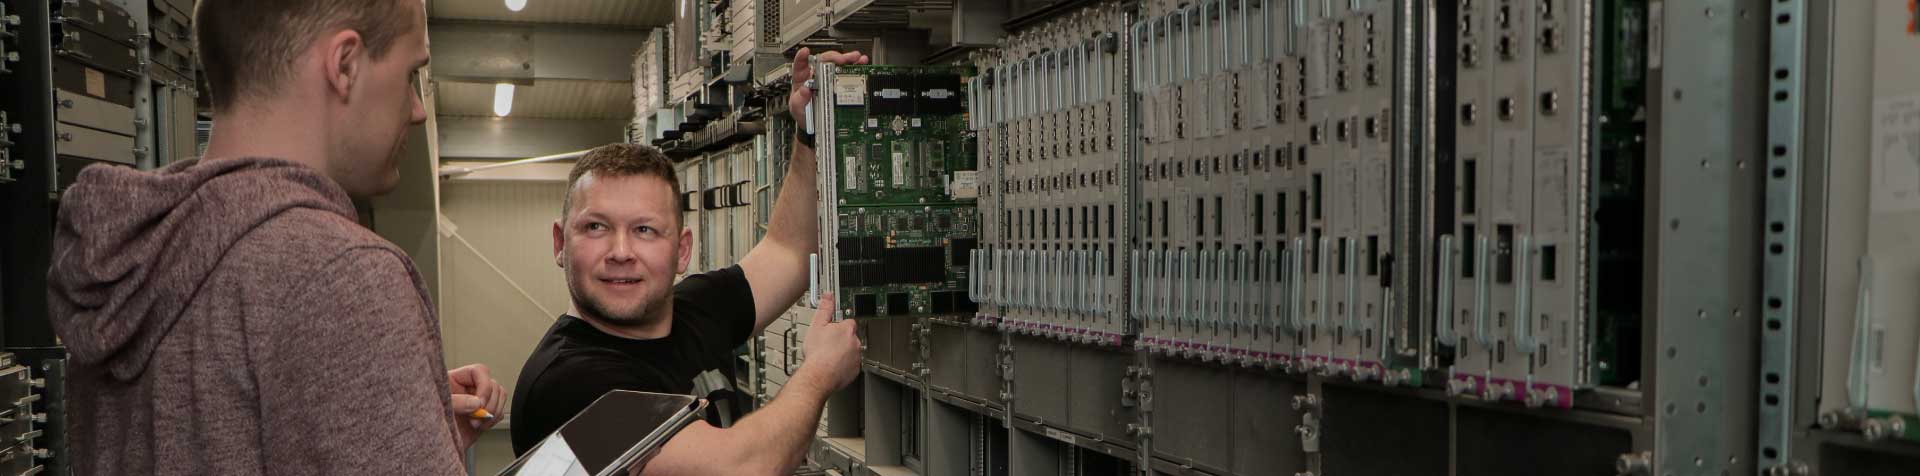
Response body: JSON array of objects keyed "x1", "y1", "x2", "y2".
[
  {"x1": 950, "y1": 170, "x2": 980, "y2": 199},
  {"x1": 891, "y1": 151, "x2": 908, "y2": 186},
  {"x1": 924, "y1": 88, "x2": 955, "y2": 100},
  {"x1": 874, "y1": 88, "x2": 909, "y2": 100},
  {"x1": 834, "y1": 75, "x2": 868, "y2": 106},
  {"x1": 911, "y1": 118, "x2": 923, "y2": 128},
  {"x1": 1871, "y1": 93, "x2": 1920, "y2": 213},
  {"x1": 1535, "y1": 148, "x2": 1569, "y2": 234},
  {"x1": 1043, "y1": 428, "x2": 1078, "y2": 446},
  {"x1": 844, "y1": 155, "x2": 862, "y2": 191}
]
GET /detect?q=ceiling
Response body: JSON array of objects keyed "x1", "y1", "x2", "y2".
[
  {"x1": 426, "y1": 0, "x2": 669, "y2": 122},
  {"x1": 426, "y1": 0, "x2": 675, "y2": 28},
  {"x1": 435, "y1": 79, "x2": 634, "y2": 119}
]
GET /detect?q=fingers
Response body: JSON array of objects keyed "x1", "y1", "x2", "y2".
[
  {"x1": 451, "y1": 393, "x2": 484, "y2": 413},
  {"x1": 814, "y1": 50, "x2": 870, "y2": 66},
  {"x1": 449, "y1": 363, "x2": 485, "y2": 384},
  {"x1": 485, "y1": 383, "x2": 506, "y2": 430},
  {"x1": 790, "y1": 85, "x2": 815, "y2": 108},
  {"x1": 453, "y1": 386, "x2": 505, "y2": 431},
  {"x1": 793, "y1": 49, "x2": 871, "y2": 85},
  {"x1": 487, "y1": 380, "x2": 503, "y2": 412},
  {"x1": 484, "y1": 377, "x2": 504, "y2": 415},
  {"x1": 792, "y1": 47, "x2": 813, "y2": 84},
  {"x1": 810, "y1": 293, "x2": 837, "y2": 327}
]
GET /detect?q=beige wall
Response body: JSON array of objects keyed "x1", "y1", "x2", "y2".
[
  {"x1": 373, "y1": 73, "x2": 444, "y2": 301},
  {"x1": 471, "y1": 431, "x2": 518, "y2": 475},
  {"x1": 373, "y1": 121, "x2": 444, "y2": 300},
  {"x1": 438, "y1": 179, "x2": 576, "y2": 473},
  {"x1": 439, "y1": 179, "x2": 574, "y2": 376}
]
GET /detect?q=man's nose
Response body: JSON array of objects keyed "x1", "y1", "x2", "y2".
[{"x1": 607, "y1": 234, "x2": 638, "y2": 263}]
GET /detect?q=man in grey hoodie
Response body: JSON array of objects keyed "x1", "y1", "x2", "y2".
[{"x1": 47, "y1": 0, "x2": 503, "y2": 474}]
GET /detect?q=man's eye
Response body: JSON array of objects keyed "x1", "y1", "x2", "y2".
[
  {"x1": 587, "y1": 223, "x2": 608, "y2": 231},
  {"x1": 636, "y1": 226, "x2": 657, "y2": 235}
]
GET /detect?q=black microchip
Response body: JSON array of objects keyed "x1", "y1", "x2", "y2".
[
  {"x1": 881, "y1": 247, "x2": 948, "y2": 284},
  {"x1": 853, "y1": 294, "x2": 879, "y2": 317},
  {"x1": 837, "y1": 239, "x2": 862, "y2": 261},
  {"x1": 950, "y1": 238, "x2": 977, "y2": 265},
  {"x1": 886, "y1": 293, "x2": 912, "y2": 316},
  {"x1": 916, "y1": 74, "x2": 965, "y2": 115},
  {"x1": 867, "y1": 74, "x2": 915, "y2": 116},
  {"x1": 929, "y1": 292, "x2": 955, "y2": 314},
  {"x1": 839, "y1": 263, "x2": 868, "y2": 287},
  {"x1": 837, "y1": 236, "x2": 888, "y2": 262}
]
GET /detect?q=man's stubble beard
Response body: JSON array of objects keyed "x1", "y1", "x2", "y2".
[{"x1": 564, "y1": 262, "x2": 669, "y2": 329}]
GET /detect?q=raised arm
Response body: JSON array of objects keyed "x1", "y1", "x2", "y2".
[
  {"x1": 739, "y1": 48, "x2": 869, "y2": 334},
  {"x1": 637, "y1": 297, "x2": 862, "y2": 476}
]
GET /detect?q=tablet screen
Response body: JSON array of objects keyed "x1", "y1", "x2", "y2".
[{"x1": 501, "y1": 391, "x2": 698, "y2": 476}]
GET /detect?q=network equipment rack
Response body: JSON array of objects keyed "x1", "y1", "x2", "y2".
[
  {"x1": 1, "y1": 1, "x2": 206, "y2": 473},
  {"x1": 642, "y1": 1, "x2": 1920, "y2": 475}
]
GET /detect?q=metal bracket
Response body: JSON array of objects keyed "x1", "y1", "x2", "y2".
[
  {"x1": 1513, "y1": 235, "x2": 1536, "y2": 352},
  {"x1": 1614, "y1": 451, "x2": 1652, "y2": 475},
  {"x1": 1759, "y1": 0, "x2": 1807, "y2": 470},
  {"x1": 1121, "y1": 365, "x2": 1143, "y2": 408},
  {"x1": 1127, "y1": 366, "x2": 1155, "y2": 440},
  {"x1": 997, "y1": 342, "x2": 1015, "y2": 404},
  {"x1": 1473, "y1": 234, "x2": 1491, "y2": 348},
  {"x1": 1437, "y1": 234, "x2": 1457, "y2": 344}
]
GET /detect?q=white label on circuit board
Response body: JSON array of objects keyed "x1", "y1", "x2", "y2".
[
  {"x1": 835, "y1": 75, "x2": 868, "y2": 106},
  {"x1": 950, "y1": 170, "x2": 980, "y2": 199},
  {"x1": 1872, "y1": 93, "x2": 1920, "y2": 212},
  {"x1": 892, "y1": 150, "x2": 908, "y2": 186},
  {"x1": 844, "y1": 154, "x2": 861, "y2": 190}
]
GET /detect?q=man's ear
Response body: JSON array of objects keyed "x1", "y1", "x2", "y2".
[
  {"x1": 676, "y1": 226, "x2": 693, "y2": 275},
  {"x1": 552, "y1": 219, "x2": 566, "y2": 268},
  {"x1": 323, "y1": 30, "x2": 366, "y2": 101}
]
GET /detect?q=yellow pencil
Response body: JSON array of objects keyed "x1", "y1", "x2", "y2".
[{"x1": 471, "y1": 408, "x2": 496, "y2": 421}]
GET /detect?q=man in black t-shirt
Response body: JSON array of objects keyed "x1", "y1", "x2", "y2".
[{"x1": 510, "y1": 49, "x2": 871, "y2": 476}]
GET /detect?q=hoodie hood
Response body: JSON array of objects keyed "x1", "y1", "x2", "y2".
[{"x1": 49, "y1": 157, "x2": 357, "y2": 381}]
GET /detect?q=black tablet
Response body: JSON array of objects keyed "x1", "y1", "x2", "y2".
[{"x1": 498, "y1": 391, "x2": 707, "y2": 476}]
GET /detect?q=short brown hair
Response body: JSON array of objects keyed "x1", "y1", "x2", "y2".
[
  {"x1": 194, "y1": 0, "x2": 419, "y2": 111},
  {"x1": 563, "y1": 143, "x2": 683, "y2": 226}
]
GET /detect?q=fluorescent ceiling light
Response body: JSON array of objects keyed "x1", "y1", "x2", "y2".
[
  {"x1": 505, "y1": 0, "x2": 527, "y2": 12},
  {"x1": 494, "y1": 83, "x2": 515, "y2": 117}
]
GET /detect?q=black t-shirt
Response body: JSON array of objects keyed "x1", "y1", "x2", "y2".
[{"x1": 509, "y1": 266, "x2": 757, "y2": 456}]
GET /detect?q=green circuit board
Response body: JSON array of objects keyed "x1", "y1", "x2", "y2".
[
  {"x1": 1591, "y1": 0, "x2": 1649, "y2": 387},
  {"x1": 829, "y1": 65, "x2": 981, "y2": 319},
  {"x1": 830, "y1": 65, "x2": 979, "y2": 207}
]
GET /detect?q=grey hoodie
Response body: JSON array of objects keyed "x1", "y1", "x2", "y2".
[{"x1": 48, "y1": 158, "x2": 465, "y2": 475}]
